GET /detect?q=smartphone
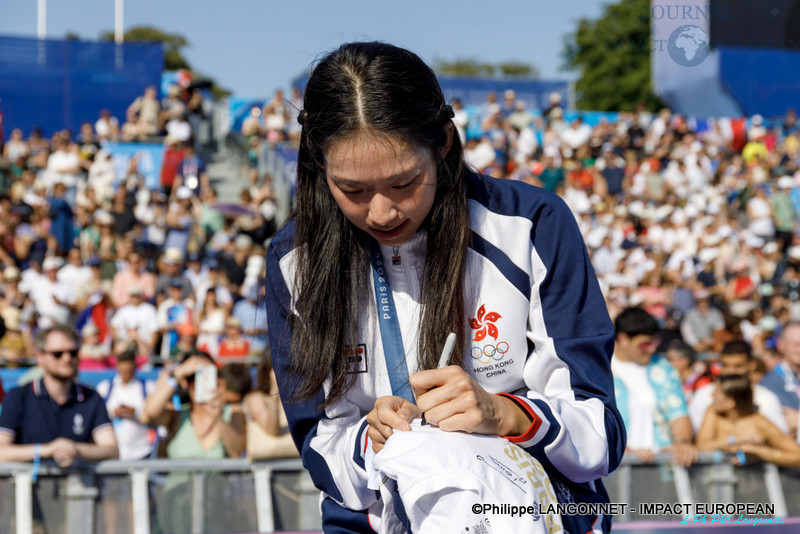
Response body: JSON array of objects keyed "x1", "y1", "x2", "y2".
[{"x1": 194, "y1": 364, "x2": 218, "y2": 404}]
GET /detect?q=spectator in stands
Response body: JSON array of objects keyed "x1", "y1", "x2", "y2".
[
  {"x1": 195, "y1": 258, "x2": 233, "y2": 312},
  {"x1": 142, "y1": 351, "x2": 245, "y2": 533},
  {"x1": 159, "y1": 85, "x2": 187, "y2": 135},
  {"x1": 243, "y1": 353, "x2": 298, "y2": 459},
  {"x1": 680, "y1": 289, "x2": 724, "y2": 355},
  {"x1": 96, "y1": 349, "x2": 154, "y2": 460},
  {"x1": 612, "y1": 307, "x2": 697, "y2": 466},
  {"x1": 0, "y1": 307, "x2": 29, "y2": 367},
  {"x1": 761, "y1": 321, "x2": 800, "y2": 438},
  {"x1": 664, "y1": 339, "x2": 713, "y2": 400},
  {"x1": 232, "y1": 284, "x2": 266, "y2": 354},
  {"x1": 689, "y1": 340, "x2": 787, "y2": 434},
  {"x1": 124, "y1": 85, "x2": 161, "y2": 141},
  {"x1": 155, "y1": 247, "x2": 193, "y2": 304},
  {"x1": 195, "y1": 288, "x2": 226, "y2": 358},
  {"x1": 94, "y1": 109, "x2": 119, "y2": 142},
  {"x1": 0, "y1": 324, "x2": 119, "y2": 465},
  {"x1": 217, "y1": 316, "x2": 249, "y2": 360},
  {"x1": 263, "y1": 89, "x2": 288, "y2": 144},
  {"x1": 110, "y1": 249, "x2": 157, "y2": 309},
  {"x1": 173, "y1": 143, "x2": 209, "y2": 197},
  {"x1": 109, "y1": 286, "x2": 157, "y2": 356},
  {"x1": 697, "y1": 374, "x2": 800, "y2": 467},
  {"x1": 156, "y1": 278, "x2": 195, "y2": 361},
  {"x1": 29, "y1": 256, "x2": 70, "y2": 328},
  {"x1": 141, "y1": 351, "x2": 245, "y2": 458}
]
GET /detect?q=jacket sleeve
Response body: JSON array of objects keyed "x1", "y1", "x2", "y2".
[
  {"x1": 265, "y1": 239, "x2": 379, "y2": 510},
  {"x1": 499, "y1": 194, "x2": 626, "y2": 483}
]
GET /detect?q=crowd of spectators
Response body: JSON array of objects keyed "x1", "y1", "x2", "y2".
[
  {"x1": 0, "y1": 83, "x2": 290, "y2": 489},
  {"x1": 457, "y1": 89, "x2": 800, "y2": 466},
  {"x1": 5, "y1": 81, "x2": 800, "y2": 478}
]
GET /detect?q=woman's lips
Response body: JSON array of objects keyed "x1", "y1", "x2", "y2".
[{"x1": 371, "y1": 220, "x2": 407, "y2": 240}]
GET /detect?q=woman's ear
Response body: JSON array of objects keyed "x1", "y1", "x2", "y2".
[{"x1": 438, "y1": 122, "x2": 454, "y2": 160}]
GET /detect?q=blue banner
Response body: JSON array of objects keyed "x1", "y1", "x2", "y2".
[{"x1": 104, "y1": 142, "x2": 165, "y2": 191}]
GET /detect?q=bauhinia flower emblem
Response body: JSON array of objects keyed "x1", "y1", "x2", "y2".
[{"x1": 470, "y1": 304, "x2": 501, "y2": 342}]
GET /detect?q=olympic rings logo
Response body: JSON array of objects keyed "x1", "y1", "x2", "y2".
[{"x1": 471, "y1": 341, "x2": 509, "y2": 364}]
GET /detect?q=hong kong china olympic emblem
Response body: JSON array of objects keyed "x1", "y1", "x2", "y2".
[{"x1": 469, "y1": 304, "x2": 508, "y2": 364}]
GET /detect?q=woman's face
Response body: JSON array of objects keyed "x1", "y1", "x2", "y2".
[
  {"x1": 324, "y1": 132, "x2": 438, "y2": 246},
  {"x1": 711, "y1": 384, "x2": 735, "y2": 414}
]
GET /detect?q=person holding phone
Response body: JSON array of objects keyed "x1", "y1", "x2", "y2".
[
  {"x1": 141, "y1": 351, "x2": 245, "y2": 459},
  {"x1": 265, "y1": 42, "x2": 625, "y2": 533}
]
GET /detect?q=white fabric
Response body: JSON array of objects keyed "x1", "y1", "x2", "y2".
[
  {"x1": 96, "y1": 376, "x2": 156, "y2": 460},
  {"x1": 110, "y1": 303, "x2": 158, "y2": 343},
  {"x1": 370, "y1": 420, "x2": 563, "y2": 534},
  {"x1": 612, "y1": 357, "x2": 657, "y2": 451}
]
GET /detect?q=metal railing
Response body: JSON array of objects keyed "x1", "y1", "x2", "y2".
[
  {"x1": 3, "y1": 452, "x2": 800, "y2": 533},
  {"x1": 0, "y1": 458, "x2": 318, "y2": 534},
  {"x1": 605, "y1": 452, "x2": 796, "y2": 521}
]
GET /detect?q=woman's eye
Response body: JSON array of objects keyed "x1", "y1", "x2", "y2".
[{"x1": 393, "y1": 177, "x2": 418, "y2": 190}]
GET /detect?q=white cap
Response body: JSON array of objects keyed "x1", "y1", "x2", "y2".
[
  {"x1": 176, "y1": 186, "x2": 193, "y2": 200},
  {"x1": 778, "y1": 175, "x2": 795, "y2": 190},
  {"x1": 42, "y1": 256, "x2": 64, "y2": 271}
]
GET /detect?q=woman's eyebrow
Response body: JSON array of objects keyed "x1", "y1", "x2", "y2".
[{"x1": 328, "y1": 166, "x2": 421, "y2": 185}]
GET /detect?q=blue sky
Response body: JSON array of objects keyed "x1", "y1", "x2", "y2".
[{"x1": 0, "y1": 0, "x2": 608, "y2": 98}]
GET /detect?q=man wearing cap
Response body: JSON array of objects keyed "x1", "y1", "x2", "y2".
[
  {"x1": 155, "y1": 248, "x2": 193, "y2": 306},
  {"x1": 28, "y1": 256, "x2": 71, "y2": 328},
  {"x1": 156, "y1": 278, "x2": 194, "y2": 361},
  {"x1": 0, "y1": 324, "x2": 119, "y2": 465},
  {"x1": 109, "y1": 286, "x2": 158, "y2": 356},
  {"x1": 111, "y1": 250, "x2": 157, "y2": 309},
  {"x1": 57, "y1": 248, "x2": 93, "y2": 305}
]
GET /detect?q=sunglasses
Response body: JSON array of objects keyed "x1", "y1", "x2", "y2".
[
  {"x1": 637, "y1": 338, "x2": 660, "y2": 352},
  {"x1": 45, "y1": 349, "x2": 80, "y2": 359}
]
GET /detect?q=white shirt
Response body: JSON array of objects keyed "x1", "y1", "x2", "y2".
[
  {"x1": 57, "y1": 264, "x2": 93, "y2": 304},
  {"x1": 612, "y1": 357, "x2": 657, "y2": 451},
  {"x1": 110, "y1": 302, "x2": 158, "y2": 343},
  {"x1": 28, "y1": 277, "x2": 71, "y2": 327},
  {"x1": 96, "y1": 376, "x2": 156, "y2": 460}
]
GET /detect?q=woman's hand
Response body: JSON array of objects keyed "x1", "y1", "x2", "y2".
[
  {"x1": 366, "y1": 396, "x2": 421, "y2": 453},
  {"x1": 410, "y1": 366, "x2": 531, "y2": 437}
]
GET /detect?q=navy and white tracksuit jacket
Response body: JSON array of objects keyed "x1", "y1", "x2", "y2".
[{"x1": 265, "y1": 172, "x2": 626, "y2": 533}]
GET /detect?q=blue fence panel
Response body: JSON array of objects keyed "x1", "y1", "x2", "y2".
[
  {"x1": 718, "y1": 46, "x2": 800, "y2": 118},
  {"x1": 0, "y1": 35, "x2": 163, "y2": 137}
]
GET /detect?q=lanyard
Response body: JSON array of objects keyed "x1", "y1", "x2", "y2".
[{"x1": 370, "y1": 241, "x2": 415, "y2": 403}]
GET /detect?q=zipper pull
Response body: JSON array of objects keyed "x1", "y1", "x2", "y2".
[{"x1": 392, "y1": 246, "x2": 401, "y2": 265}]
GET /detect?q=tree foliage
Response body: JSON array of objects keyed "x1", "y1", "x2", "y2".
[
  {"x1": 100, "y1": 26, "x2": 229, "y2": 98},
  {"x1": 434, "y1": 58, "x2": 539, "y2": 79},
  {"x1": 563, "y1": 0, "x2": 663, "y2": 111},
  {"x1": 100, "y1": 26, "x2": 190, "y2": 70}
]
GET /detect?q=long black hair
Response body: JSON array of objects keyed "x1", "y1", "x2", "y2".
[{"x1": 291, "y1": 42, "x2": 470, "y2": 407}]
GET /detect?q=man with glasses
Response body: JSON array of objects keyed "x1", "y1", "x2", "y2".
[
  {"x1": 0, "y1": 324, "x2": 118, "y2": 466},
  {"x1": 611, "y1": 307, "x2": 697, "y2": 466}
]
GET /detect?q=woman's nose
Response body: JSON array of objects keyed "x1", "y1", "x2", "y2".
[{"x1": 368, "y1": 194, "x2": 398, "y2": 226}]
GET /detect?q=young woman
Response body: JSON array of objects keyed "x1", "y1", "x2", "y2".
[
  {"x1": 265, "y1": 42, "x2": 624, "y2": 533},
  {"x1": 696, "y1": 374, "x2": 800, "y2": 467}
]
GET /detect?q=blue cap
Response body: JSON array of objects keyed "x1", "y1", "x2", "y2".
[
  {"x1": 87, "y1": 256, "x2": 101, "y2": 267},
  {"x1": 206, "y1": 258, "x2": 221, "y2": 270}
]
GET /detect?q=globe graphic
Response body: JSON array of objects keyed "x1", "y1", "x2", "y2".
[{"x1": 667, "y1": 25, "x2": 710, "y2": 67}]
